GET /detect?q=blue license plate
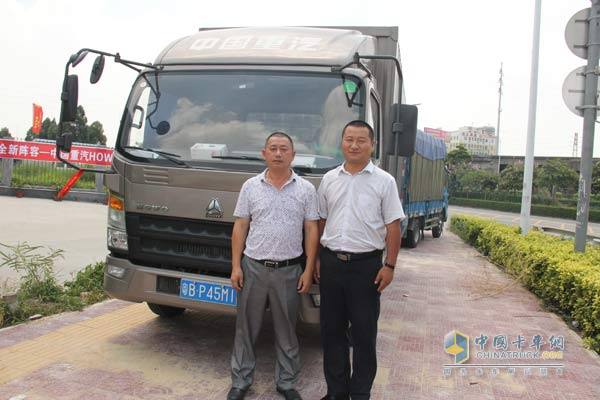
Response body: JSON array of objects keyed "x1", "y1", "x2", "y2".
[{"x1": 180, "y1": 278, "x2": 238, "y2": 307}]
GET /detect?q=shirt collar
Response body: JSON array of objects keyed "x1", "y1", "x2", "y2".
[
  {"x1": 340, "y1": 160, "x2": 374, "y2": 175},
  {"x1": 260, "y1": 168, "x2": 297, "y2": 186}
]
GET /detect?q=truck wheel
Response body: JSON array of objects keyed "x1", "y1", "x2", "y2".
[
  {"x1": 405, "y1": 227, "x2": 420, "y2": 248},
  {"x1": 432, "y1": 221, "x2": 444, "y2": 238},
  {"x1": 147, "y1": 302, "x2": 185, "y2": 317}
]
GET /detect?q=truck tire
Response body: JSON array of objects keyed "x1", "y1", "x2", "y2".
[
  {"x1": 147, "y1": 302, "x2": 185, "y2": 318},
  {"x1": 404, "y1": 227, "x2": 420, "y2": 248},
  {"x1": 432, "y1": 221, "x2": 444, "y2": 238}
]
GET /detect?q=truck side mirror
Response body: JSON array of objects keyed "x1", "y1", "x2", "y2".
[
  {"x1": 90, "y1": 55, "x2": 105, "y2": 84},
  {"x1": 60, "y1": 74, "x2": 79, "y2": 123},
  {"x1": 388, "y1": 103, "x2": 418, "y2": 157},
  {"x1": 56, "y1": 132, "x2": 73, "y2": 153},
  {"x1": 69, "y1": 51, "x2": 88, "y2": 67}
]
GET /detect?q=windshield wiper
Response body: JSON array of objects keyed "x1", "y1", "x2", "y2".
[
  {"x1": 211, "y1": 155, "x2": 264, "y2": 162},
  {"x1": 122, "y1": 146, "x2": 191, "y2": 168},
  {"x1": 292, "y1": 166, "x2": 313, "y2": 175}
]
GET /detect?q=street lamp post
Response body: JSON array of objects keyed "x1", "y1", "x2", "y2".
[{"x1": 520, "y1": 0, "x2": 542, "y2": 235}]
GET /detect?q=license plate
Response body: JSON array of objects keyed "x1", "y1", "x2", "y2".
[{"x1": 179, "y1": 278, "x2": 238, "y2": 307}]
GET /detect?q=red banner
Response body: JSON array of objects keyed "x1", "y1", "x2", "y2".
[
  {"x1": 32, "y1": 104, "x2": 43, "y2": 134},
  {"x1": 424, "y1": 127, "x2": 449, "y2": 140},
  {"x1": 0, "y1": 139, "x2": 113, "y2": 166}
]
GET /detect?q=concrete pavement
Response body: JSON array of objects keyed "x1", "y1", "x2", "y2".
[
  {"x1": 1, "y1": 228, "x2": 599, "y2": 399},
  {"x1": 0, "y1": 196, "x2": 107, "y2": 294}
]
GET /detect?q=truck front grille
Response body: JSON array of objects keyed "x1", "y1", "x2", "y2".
[{"x1": 126, "y1": 213, "x2": 233, "y2": 275}]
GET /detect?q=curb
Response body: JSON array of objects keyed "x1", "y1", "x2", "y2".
[{"x1": 0, "y1": 187, "x2": 106, "y2": 204}]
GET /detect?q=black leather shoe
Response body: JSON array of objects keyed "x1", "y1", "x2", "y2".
[
  {"x1": 320, "y1": 395, "x2": 349, "y2": 400},
  {"x1": 276, "y1": 387, "x2": 302, "y2": 400},
  {"x1": 227, "y1": 387, "x2": 248, "y2": 400}
]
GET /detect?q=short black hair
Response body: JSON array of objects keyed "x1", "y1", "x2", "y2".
[
  {"x1": 342, "y1": 120, "x2": 374, "y2": 141},
  {"x1": 265, "y1": 131, "x2": 294, "y2": 149}
]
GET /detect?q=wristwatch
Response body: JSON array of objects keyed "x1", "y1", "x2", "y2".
[{"x1": 384, "y1": 261, "x2": 396, "y2": 270}]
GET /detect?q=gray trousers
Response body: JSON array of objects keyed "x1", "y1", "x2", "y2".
[{"x1": 231, "y1": 256, "x2": 302, "y2": 390}]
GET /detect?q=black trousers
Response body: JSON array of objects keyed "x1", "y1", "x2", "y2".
[{"x1": 319, "y1": 248, "x2": 382, "y2": 400}]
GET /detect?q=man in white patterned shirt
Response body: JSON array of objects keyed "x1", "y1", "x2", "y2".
[{"x1": 227, "y1": 132, "x2": 319, "y2": 400}]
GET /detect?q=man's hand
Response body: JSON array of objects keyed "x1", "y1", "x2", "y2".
[
  {"x1": 374, "y1": 265, "x2": 394, "y2": 293},
  {"x1": 231, "y1": 267, "x2": 244, "y2": 291},
  {"x1": 313, "y1": 258, "x2": 320, "y2": 283},
  {"x1": 297, "y1": 270, "x2": 313, "y2": 293}
]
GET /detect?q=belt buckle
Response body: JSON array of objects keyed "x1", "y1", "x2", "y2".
[
  {"x1": 264, "y1": 260, "x2": 278, "y2": 268},
  {"x1": 336, "y1": 253, "x2": 350, "y2": 262}
]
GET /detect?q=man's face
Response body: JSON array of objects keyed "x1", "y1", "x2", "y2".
[
  {"x1": 341, "y1": 125, "x2": 374, "y2": 164},
  {"x1": 262, "y1": 136, "x2": 295, "y2": 170}
]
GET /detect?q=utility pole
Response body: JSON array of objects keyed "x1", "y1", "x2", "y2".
[
  {"x1": 575, "y1": 1, "x2": 600, "y2": 252},
  {"x1": 496, "y1": 63, "x2": 504, "y2": 174},
  {"x1": 520, "y1": 0, "x2": 542, "y2": 235}
]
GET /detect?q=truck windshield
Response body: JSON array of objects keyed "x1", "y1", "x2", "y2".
[{"x1": 119, "y1": 71, "x2": 363, "y2": 173}]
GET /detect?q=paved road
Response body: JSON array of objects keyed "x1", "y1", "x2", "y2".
[
  {"x1": 0, "y1": 196, "x2": 107, "y2": 293},
  {"x1": 0, "y1": 197, "x2": 596, "y2": 295},
  {"x1": 449, "y1": 205, "x2": 600, "y2": 236},
  {"x1": 1, "y1": 229, "x2": 599, "y2": 399}
]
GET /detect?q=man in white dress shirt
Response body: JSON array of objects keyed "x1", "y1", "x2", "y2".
[{"x1": 316, "y1": 120, "x2": 405, "y2": 400}]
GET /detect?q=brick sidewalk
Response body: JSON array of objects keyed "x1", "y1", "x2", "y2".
[{"x1": 0, "y1": 230, "x2": 599, "y2": 399}]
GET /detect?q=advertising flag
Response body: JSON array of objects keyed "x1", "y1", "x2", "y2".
[{"x1": 32, "y1": 103, "x2": 43, "y2": 134}]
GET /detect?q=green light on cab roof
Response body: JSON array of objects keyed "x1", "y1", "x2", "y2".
[{"x1": 343, "y1": 80, "x2": 358, "y2": 94}]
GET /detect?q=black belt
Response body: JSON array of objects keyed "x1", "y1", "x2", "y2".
[
  {"x1": 251, "y1": 256, "x2": 304, "y2": 269},
  {"x1": 323, "y1": 247, "x2": 382, "y2": 262}
]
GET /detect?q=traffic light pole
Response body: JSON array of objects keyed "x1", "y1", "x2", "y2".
[{"x1": 575, "y1": 0, "x2": 600, "y2": 252}]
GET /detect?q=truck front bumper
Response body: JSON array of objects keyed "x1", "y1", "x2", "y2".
[{"x1": 104, "y1": 255, "x2": 320, "y2": 323}]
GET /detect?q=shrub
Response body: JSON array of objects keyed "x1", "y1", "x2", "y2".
[
  {"x1": 64, "y1": 261, "x2": 108, "y2": 304},
  {"x1": 0, "y1": 243, "x2": 107, "y2": 327},
  {"x1": 451, "y1": 215, "x2": 600, "y2": 352}
]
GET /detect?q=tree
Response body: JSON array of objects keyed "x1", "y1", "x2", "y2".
[
  {"x1": 446, "y1": 144, "x2": 472, "y2": 169},
  {"x1": 499, "y1": 164, "x2": 526, "y2": 191},
  {"x1": 592, "y1": 161, "x2": 600, "y2": 195},
  {"x1": 534, "y1": 159, "x2": 578, "y2": 196},
  {"x1": 0, "y1": 127, "x2": 11, "y2": 138},
  {"x1": 24, "y1": 106, "x2": 106, "y2": 145},
  {"x1": 25, "y1": 118, "x2": 59, "y2": 141},
  {"x1": 71, "y1": 106, "x2": 107, "y2": 145},
  {"x1": 82, "y1": 120, "x2": 107, "y2": 145},
  {"x1": 457, "y1": 169, "x2": 498, "y2": 192},
  {"x1": 446, "y1": 145, "x2": 474, "y2": 194}
]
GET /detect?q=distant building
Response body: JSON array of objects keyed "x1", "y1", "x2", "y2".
[{"x1": 448, "y1": 126, "x2": 497, "y2": 156}]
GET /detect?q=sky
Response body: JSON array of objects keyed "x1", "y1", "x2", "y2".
[{"x1": 0, "y1": 0, "x2": 598, "y2": 157}]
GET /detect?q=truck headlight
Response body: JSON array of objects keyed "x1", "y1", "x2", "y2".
[
  {"x1": 107, "y1": 227, "x2": 128, "y2": 251},
  {"x1": 108, "y1": 193, "x2": 126, "y2": 230},
  {"x1": 107, "y1": 265, "x2": 126, "y2": 279}
]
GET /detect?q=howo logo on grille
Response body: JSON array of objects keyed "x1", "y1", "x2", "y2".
[
  {"x1": 206, "y1": 198, "x2": 223, "y2": 218},
  {"x1": 135, "y1": 203, "x2": 169, "y2": 212}
]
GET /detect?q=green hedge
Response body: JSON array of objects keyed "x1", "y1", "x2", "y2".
[
  {"x1": 451, "y1": 214, "x2": 600, "y2": 352},
  {"x1": 453, "y1": 191, "x2": 600, "y2": 209},
  {"x1": 450, "y1": 197, "x2": 600, "y2": 222}
]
